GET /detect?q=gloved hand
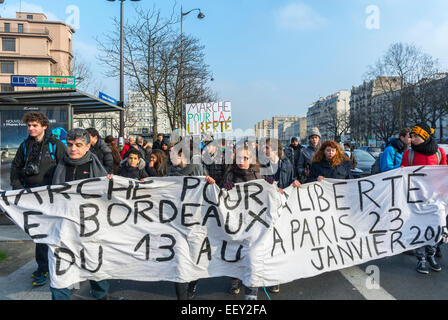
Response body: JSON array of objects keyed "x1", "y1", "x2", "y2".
[
  {"x1": 264, "y1": 177, "x2": 274, "y2": 184},
  {"x1": 224, "y1": 182, "x2": 235, "y2": 191}
]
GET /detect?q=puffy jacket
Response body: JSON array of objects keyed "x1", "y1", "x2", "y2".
[
  {"x1": 380, "y1": 138, "x2": 406, "y2": 172},
  {"x1": 307, "y1": 160, "x2": 353, "y2": 182},
  {"x1": 401, "y1": 147, "x2": 447, "y2": 167},
  {"x1": 91, "y1": 138, "x2": 114, "y2": 174}
]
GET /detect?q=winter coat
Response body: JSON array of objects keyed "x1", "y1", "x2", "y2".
[
  {"x1": 168, "y1": 155, "x2": 209, "y2": 177},
  {"x1": 380, "y1": 138, "x2": 407, "y2": 172},
  {"x1": 297, "y1": 144, "x2": 318, "y2": 182},
  {"x1": 118, "y1": 158, "x2": 148, "y2": 180},
  {"x1": 262, "y1": 157, "x2": 295, "y2": 189},
  {"x1": 203, "y1": 152, "x2": 227, "y2": 187},
  {"x1": 223, "y1": 164, "x2": 263, "y2": 184},
  {"x1": 10, "y1": 130, "x2": 66, "y2": 189},
  {"x1": 284, "y1": 144, "x2": 302, "y2": 173},
  {"x1": 146, "y1": 160, "x2": 169, "y2": 177},
  {"x1": 307, "y1": 160, "x2": 353, "y2": 182},
  {"x1": 153, "y1": 140, "x2": 163, "y2": 150},
  {"x1": 401, "y1": 147, "x2": 447, "y2": 167},
  {"x1": 90, "y1": 138, "x2": 114, "y2": 174}
]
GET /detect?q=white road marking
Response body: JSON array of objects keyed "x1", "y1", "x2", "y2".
[{"x1": 339, "y1": 266, "x2": 396, "y2": 300}]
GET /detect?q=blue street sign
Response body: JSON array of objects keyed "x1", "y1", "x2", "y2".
[{"x1": 99, "y1": 92, "x2": 117, "y2": 105}]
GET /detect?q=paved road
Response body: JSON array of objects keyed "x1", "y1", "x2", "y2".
[{"x1": 1, "y1": 224, "x2": 447, "y2": 300}]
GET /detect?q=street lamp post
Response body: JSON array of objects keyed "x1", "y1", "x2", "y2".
[
  {"x1": 107, "y1": 0, "x2": 140, "y2": 144},
  {"x1": 180, "y1": 7, "x2": 204, "y2": 136}
]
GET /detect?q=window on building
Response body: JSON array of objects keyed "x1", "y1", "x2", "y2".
[
  {"x1": 1, "y1": 61, "x2": 14, "y2": 74},
  {"x1": 2, "y1": 38, "x2": 16, "y2": 51},
  {"x1": 1, "y1": 84, "x2": 14, "y2": 92},
  {"x1": 27, "y1": 15, "x2": 33, "y2": 20},
  {"x1": 18, "y1": 24, "x2": 24, "y2": 33},
  {"x1": 4, "y1": 23, "x2": 10, "y2": 32}
]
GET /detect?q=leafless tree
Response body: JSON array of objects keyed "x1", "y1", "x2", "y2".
[
  {"x1": 325, "y1": 108, "x2": 350, "y2": 142},
  {"x1": 365, "y1": 43, "x2": 439, "y2": 132},
  {"x1": 97, "y1": 5, "x2": 215, "y2": 139}
]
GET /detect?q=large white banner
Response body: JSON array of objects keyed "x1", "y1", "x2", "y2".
[{"x1": 1, "y1": 166, "x2": 447, "y2": 289}]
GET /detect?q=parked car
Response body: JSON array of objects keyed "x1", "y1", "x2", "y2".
[
  {"x1": 345, "y1": 149, "x2": 376, "y2": 178},
  {"x1": 358, "y1": 146, "x2": 382, "y2": 159}
]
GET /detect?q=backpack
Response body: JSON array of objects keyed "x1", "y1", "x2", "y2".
[
  {"x1": 51, "y1": 127, "x2": 68, "y2": 146},
  {"x1": 22, "y1": 141, "x2": 57, "y2": 162},
  {"x1": 408, "y1": 149, "x2": 442, "y2": 166},
  {"x1": 371, "y1": 147, "x2": 398, "y2": 175}
]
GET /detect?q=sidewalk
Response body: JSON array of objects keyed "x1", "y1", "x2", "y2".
[{"x1": 0, "y1": 224, "x2": 51, "y2": 300}]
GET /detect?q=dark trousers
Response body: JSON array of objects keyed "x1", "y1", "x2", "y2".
[
  {"x1": 50, "y1": 280, "x2": 109, "y2": 300},
  {"x1": 415, "y1": 245, "x2": 437, "y2": 260},
  {"x1": 35, "y1": 243, "x2": 49, "y2": 274},
  {"x1": 175, "y1": 281, "x2": 198, "y2": 300}
]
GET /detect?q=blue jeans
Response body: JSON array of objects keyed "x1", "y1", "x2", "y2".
[{"x1": 50, "y1": 280, "x2": 109, "y2": 300}]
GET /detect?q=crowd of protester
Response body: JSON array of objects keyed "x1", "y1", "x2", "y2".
[{"x1": 8, "y1": 111, "x2": 448, "y2": 300}]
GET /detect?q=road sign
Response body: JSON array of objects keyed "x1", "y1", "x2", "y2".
[
  {"x1": 99, "y1": 92, "x2": 117, "y2": 105},
  {"x1": 11, "y1": 75, "x2": 76, "y2": 88}
]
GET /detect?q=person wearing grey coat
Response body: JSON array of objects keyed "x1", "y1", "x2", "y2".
[{"x1": 297, "y1": 127, "x2": 321, "y2": 183}]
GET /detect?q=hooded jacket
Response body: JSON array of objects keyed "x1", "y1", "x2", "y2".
[
  {"x1": 118, "y1": 158, "x2": 148, "y2": 180},
  {"x1": 380, "y1": 137, "x2": 407, "y2": 172}
]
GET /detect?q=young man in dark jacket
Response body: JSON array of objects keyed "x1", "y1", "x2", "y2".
[
  {"x1": 86, "y1": 128, "x2": 114, "y2": 174},
  {"x1": 152, "y1": 134, "x2": 164, "y2": 150},
  {"x1": 50, "y1": 128, "x2": 111, "y2": 300},
  {"x1": 284, "y1": 137, "x2": 302, "y2": 179},
  {"x1": 10, "y1": 112, "x2": 66, "y2": 287},
  {"x1": 297, "y1": 127, "x2": 321, "y2": 183}
]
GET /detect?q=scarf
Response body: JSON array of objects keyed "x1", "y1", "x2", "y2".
[
  {"x1": 24, "y1": 130, "x2": 53, "y2": 167},
  {"x1": 52, "y1": 150, "x2": 107, "y2": 184},
  {"x1": 231, "y1": 165, "x2": 261, "y2": 182},
  {"x1": 411, "y1": 137, "x2": 439, "y2": 156}
]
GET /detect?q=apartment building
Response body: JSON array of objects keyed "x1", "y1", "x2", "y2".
[
  {"x1": 0, "y1": 12, "x2": 74, "y2": 92},
  {"x1": 306, "y1": 91, "x2": 351, "y2": 142}
]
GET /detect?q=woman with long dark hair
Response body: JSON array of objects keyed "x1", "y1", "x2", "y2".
[{"x1": 146, "y1": 149, "x2": 169, "y2": 177}]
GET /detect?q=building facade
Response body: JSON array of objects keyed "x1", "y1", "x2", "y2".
[
  {"x1": 306, "y1": 90, "x2": 351, "y2": 142},
  {"x1": 0, "y1": 12, "x2": 74, "y2": 92},
  {"x1": 127, "y1": 90, "x2": 171, "y2": 139}
]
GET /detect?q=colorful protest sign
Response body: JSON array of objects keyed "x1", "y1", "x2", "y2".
[
  {"x1": 186, "y1": 102, "x2": 232, "y2": 135},
  {"x1": 0, "y1": 166, "x2": 447, "y2": 289}
]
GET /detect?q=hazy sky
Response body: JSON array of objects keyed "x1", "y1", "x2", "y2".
[{"x1": 1, "y1": 0, "x2": 448, "y2": 131}]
